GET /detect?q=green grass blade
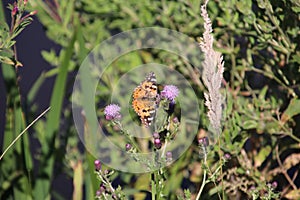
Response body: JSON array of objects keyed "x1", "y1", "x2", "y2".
[
  {"x1": 0, "y1": 1, "x2": 6, "y2": 23},
  {"x1": 27, "y1": 72, "x2": 47, "y2": 103},
  {"x1": 33, "y1": 30, "x2": 77, "y2": 199},
  {"x1": 75, "y1": 19, "x2": 99, "y2": 198},
  {"x1": 0, "y1": 63, "x2": 33, "y2": 198}
]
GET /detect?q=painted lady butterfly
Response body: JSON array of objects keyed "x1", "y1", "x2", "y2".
[{"x1": 132, "y1": 72, "x2": 158, "y2": 127}]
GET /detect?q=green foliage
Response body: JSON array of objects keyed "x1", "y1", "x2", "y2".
[
  {"x1": 0, "y1": 1, "x2": 35, "y2": 67},
  {"x1": 0, "y1": 1, "x2": 35, "y2": 200},
  {"x1": 1, "y1": 0, "x2": 300, "y2": 199}
]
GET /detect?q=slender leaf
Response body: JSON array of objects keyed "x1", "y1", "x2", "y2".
[{"x1": 33, "y1": 29, "x2": 76, "y2": 199}]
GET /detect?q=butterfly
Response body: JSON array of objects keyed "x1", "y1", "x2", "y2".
[{"x1": 132, "y1": 72, "x2": 158, "y2": 127}]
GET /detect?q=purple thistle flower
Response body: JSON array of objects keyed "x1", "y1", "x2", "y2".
[
  {"x1": 161, "y1": 85, "x2": 179, "y2": 102},
  {"x1": 94, "y1": 160, "x2": 101, "y2": 171},
  {"x1": 125, "y1": 143, "x2": 132, "y2": 151},
  {"x1": 223, "y1": 153, "x2": 231, "y2": 160},
  {"x1": 172, "y1": 117, "x2": 179, "y2": 124},
  {"x1": 96, "y1": 189, "x2": 102, "y2": 196},
  {"x1": 154, "y1": 138, "x2": 162, "y2": 149},
  {"x1": 104, "y1": 104, "x2": 121, "y2": 120},
  {"x1": 153, "y1": 132, "x2": 160, "y2": 139},
  {"x1": 99, "y1": 184, "x2": 106, "y2": 192},
  {"x1": 271, "y1": 181, "x2": 278, "y2": 189},
  {"x1": 198, "y1": 137, "x2": 209, "y2": 147}
]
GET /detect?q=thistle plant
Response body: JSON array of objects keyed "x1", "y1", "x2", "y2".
[
  {"x1": 94, "y1": 160, "x2": 126, "y2": 200},
  {"x1": 95, "y1": 84, "x2": 180, "y2": 199},
  {"x1": 95, "y1": 1, "x2": 227, "y2": 198}
]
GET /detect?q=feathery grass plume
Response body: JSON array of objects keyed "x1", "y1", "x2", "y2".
[{"x1": 200, "y1": 0, "x2": 224, "y2": 135}]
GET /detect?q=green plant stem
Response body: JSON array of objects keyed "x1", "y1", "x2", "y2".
[
  {"x1": 98, "y1": 171, "x2": 115, "y2": 193},
  {"x1": 275, "y1": 146, "x2": 297, "y2": 190},
  {"x1": 161, "y1": 115, "x2": 172, "y2": 159},
  {"x1": 115, "y1": 121, "x2": 141, "y2": 152},
  {"x1": 151, "y1": 169, "x2": 164, "y2": 200},
  {"x1": 230, "y1": 37, "x2": 236, "y2": 87},
  {"x1": 286, "y1": 132, "x2": 300, "y2": 143},
  {"x1": 0, "y1": 107, "x2": 51, "y2": 160},
  {"x1": 248, "y1": 67, "x2": 295, "y2": 97},
  {"x1": 151, "y1": 173, "x2": 156, "y2": 200},
  {"x1": 161, "y1": 139, "x2": 168, "y2": 159},
  {"x1": 0, "y1": 1, "x2": 5, "y2": 23},
  {"x1": 195, "y1": 154, "x2": 207, "y2": 200},
  {"x1": 218, "y1": 138, "x2": 224, "y2": 199},
  {"x1": 155, "y1": 171, "x2": 159, "y2": 200},
  {"x1": 196, "y1": 169, "x2": 207, "y2": 200},
  {"x1": 262, "y1": 0, "x2": 291, "y2": 52},
  {"x1": 99, "y1": 190, "x2": 109, "y2": 200},
  {"x1": 278, "y1": 122, "x2": 300, "y2": 143}
]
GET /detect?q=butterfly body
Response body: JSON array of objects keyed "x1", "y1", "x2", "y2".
[{"x1": 132, "y1": 72, "x2": 158, "y2": 127}]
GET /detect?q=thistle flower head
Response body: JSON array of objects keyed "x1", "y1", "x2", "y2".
[
  {"x1": 125, "y1": 143, "x2": 132, "y2": 151},
  {"x1": 198, "y1": 137, "x2": 209, "y2": 147},
  {"x1": 153, "y1": 132, "x2": 160, "y2": 139},
  {"x1": 104, "y1": 104, "x2": 121, "y2": 120},
  {"x1": 94, "y1": 160, "x2": 101, "y2": 171},
  {"x1": 172, "y1": 117, "x2": 179, "y2": 124},
  {"x1": 223, "y1": 153, "x2": 231, "y2": 160},
  {"x1": 154, "y1": 138, "x2": 162, "y2": 149},
  {"x1": 161, "y1": 85, "x2": 179, "y2": 102},
  {"x1": 96, "y1": 189, "x2": 102, "y2": 196},
  {"x1": 271, "y1": 181, "x2": 278, "y2": 189}
]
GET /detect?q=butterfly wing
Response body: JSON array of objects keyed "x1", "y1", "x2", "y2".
[{"x1": 132, "y1": 72, "x2": 157, "y2": 127}]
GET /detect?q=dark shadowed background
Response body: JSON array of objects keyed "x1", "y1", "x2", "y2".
[{"x1": 1, "y1": 0, "x2": 72, "y2": 198}]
